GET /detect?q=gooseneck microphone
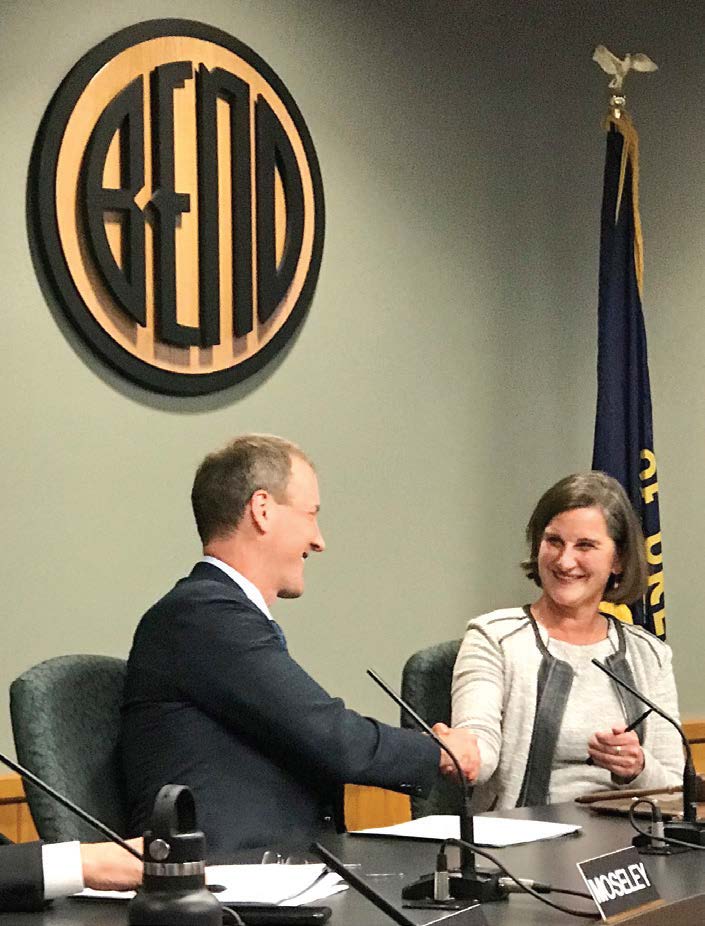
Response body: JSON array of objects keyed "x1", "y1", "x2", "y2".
[
  {"x1": 367, "y1": 669, "x2": 506, "y2": 903},
  {"x1": 0, "y1": 748, "x2": 143, "y2": 860},
  {"x1": 591, "y1": 658, "x2": 705, "y2": 847}
]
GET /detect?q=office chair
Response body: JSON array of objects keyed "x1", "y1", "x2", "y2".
[
  {"x1": 10, "y1": 654, "x2": 129, "y2": 842},
  {"x1": 400, "y1": 639, "x2": 462, "y2": 818}
]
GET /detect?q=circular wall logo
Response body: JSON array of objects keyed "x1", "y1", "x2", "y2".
[{"x1": 29, "y1": 19, "x2": 324, "y2": 395}]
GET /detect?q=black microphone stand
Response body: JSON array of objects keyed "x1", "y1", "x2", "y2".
[
  {"x1": 591, "y1": 658, "x2": 705, "y2": 848},
  {"x1": 367, "y1": 670, "x2": 505, "y2": 903}
]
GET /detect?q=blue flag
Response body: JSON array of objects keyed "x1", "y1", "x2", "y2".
[{"x1": 592, "y1": 113, "x2": 665, "y2": 637}]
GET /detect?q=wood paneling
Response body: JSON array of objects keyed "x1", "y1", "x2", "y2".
[
  {"x1": 0, "y1": 774, "x2": 38, "y2": 843},
  {"x1": 344, "y1": 785, "x2": 411, "y2": 831},
  {"x1": 684, "y1": 720, "x2": 705, "y2": 774}
]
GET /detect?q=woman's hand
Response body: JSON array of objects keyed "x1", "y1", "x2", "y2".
[
  {"x1": 587, "y1": 725, "x2": 644, "y2": 781},
  {"x1": 432, "y1": 722, "x2": 481, "y2": 782}
]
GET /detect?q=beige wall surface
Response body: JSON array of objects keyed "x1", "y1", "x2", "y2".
[{"x1": 1, "y1": 0, "x2": 703, "y2": 762}]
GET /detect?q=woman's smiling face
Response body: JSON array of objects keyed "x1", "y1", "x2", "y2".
[{"x1": 537, "y1": 506, "x2": 621, "y2": 612}]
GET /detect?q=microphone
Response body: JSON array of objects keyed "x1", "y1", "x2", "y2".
[
  {"x1": 367, "y1": 669, "x2": 506, "y2": 903},
  {"x1": 0, "y1": 748, "x2": 143, "y2": 861},
  {"x1": 591, "y1": 658, "x2": 705, "y2": 847}
]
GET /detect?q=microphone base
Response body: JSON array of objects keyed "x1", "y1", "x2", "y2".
[
  {"x1": 402, "y1": 869, "x2": 507, "y2": 904},
  {"x1": 632, "y1": 833, "x2": 689, "y2": 855},
  {"x1": 664, "y1": 820, "x2": 705, "y2": 846},
  {"x1": 633, "y1": 820, "x2": 705, "y2": 853}
]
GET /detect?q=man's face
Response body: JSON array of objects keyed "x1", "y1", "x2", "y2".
[{"x1": 268, "y1": 456, "x2": 325, "y2": 600}]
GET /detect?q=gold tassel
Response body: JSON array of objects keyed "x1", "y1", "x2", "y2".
[{"x1": 603, "y1": 111, "x2": 644, "y2": 299}]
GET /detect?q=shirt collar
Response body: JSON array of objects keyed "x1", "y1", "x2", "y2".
[{"x1": 200, "y1": 555, "x2": 274, "y2": 621}]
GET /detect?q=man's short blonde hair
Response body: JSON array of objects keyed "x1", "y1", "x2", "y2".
[{"x1": 191, "y1": 434, "x2": 314, "y2": 544}]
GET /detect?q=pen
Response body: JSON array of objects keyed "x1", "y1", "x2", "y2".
[
  {"x1": 624, "y1": 708, "x2": 652, "y2": 733},
  {"x1": 585, "y1": 709, "x2": 652, "y2": 765}
]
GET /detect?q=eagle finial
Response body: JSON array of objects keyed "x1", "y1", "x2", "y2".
[{"x1": 592, "y1": 45, "x2": 658, "y2": 92}]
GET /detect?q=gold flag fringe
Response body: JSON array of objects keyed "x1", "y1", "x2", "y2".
[{"x1": 603, "y1": 111, "x2": 644, "y2": 299}]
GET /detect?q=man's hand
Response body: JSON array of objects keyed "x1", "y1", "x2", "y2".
[
  {"x1": 587, "y1": 725, "x2": 645, "y2": 781},
  {"x1": 80, "y1": 838, "x2": 143, "y2": 891},
  {"x1": 432, "y1": 723, "x2": 480, "y2": 782}
]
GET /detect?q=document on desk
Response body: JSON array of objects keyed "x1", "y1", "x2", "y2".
[
  {"x1": 75, "y1": 862, "x2": 348, "y2": 905},
  {"x1": 208, "y1": 865, "x2": 347, "y2": 905},
  {"x1": 353, "y1": 814, "x2": 581, "y2": 847}
]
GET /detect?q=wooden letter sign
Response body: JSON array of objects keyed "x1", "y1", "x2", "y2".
[{"x1": 29, "y1": 19, "x2": 325, "y2": 395}]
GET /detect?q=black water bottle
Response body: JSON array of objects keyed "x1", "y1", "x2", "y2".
[{"x1": 128, "y1": 784, "x2": 222, "y2": 926}]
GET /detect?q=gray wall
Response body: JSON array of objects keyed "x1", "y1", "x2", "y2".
[{"x1": 1, "y1": 0, "x2": 703, "y2": 758}]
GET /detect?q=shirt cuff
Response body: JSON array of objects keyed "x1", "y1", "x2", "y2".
[{"x1": 41, "y1": 841, "x2": 85, "y2": 899}]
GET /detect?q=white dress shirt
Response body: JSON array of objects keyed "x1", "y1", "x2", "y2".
[
  {"x1": 200, "y1": 555, "x2": 274, "y2": 621},
  {"x1": 41, "y1": 841, "x2": 84, "y2": 899}
]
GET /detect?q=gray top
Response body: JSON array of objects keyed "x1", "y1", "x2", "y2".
[{"x1": 547, "y1": 636, "x2": 626, "y2": 801}]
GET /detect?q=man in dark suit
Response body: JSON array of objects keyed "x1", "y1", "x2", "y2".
[
  {"x1": 121, "y1": 434, "x2": 480, "y2": 858},
  {"x1": 0, "y1": 837, "x2": 142, "y2": 911}
]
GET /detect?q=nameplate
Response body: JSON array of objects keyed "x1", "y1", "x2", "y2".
[{"x1": 577, "y1": 846, "x2": 660, "y2": 921}]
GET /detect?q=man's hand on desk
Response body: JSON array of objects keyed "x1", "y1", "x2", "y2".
[
  {"x1": 432, "y1": 723, "x2": 480, "y2": 781},
  {"x1": 80, "y1": 838, "x2": 143, "y2": 891}
]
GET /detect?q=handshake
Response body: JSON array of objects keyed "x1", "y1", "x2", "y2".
[{"x1": 431, "y1": 723, "x2": 480, "y2": 782}]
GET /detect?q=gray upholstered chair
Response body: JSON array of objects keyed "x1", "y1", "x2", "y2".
[
  {"x1": 10, "y1": 654, "x2": 129, "y2": 842},
  {"x1": 400, "y1": 639, "x2": 462, "y2": 818}
]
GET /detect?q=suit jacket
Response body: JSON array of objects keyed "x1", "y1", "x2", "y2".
[
  {"x1": 120, "y1": 562, "x2": 439, "y2": 858},
  {"x1": 0, "y1": 841, "x2": 44, "y2": 912}
]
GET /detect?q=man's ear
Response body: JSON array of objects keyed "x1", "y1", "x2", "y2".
[{"x1": 249, "y1": 489, "x2": 272, "y2": 534}]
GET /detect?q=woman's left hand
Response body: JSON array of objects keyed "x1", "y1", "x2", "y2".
[{"x1": 587, "y1": 725, "x2": 645, "y2": 780}]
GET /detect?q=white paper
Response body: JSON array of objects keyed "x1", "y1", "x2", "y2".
[
  {"x1": 74, "y1": 888, "x2": 136, "y2": 900},
  {"x1": 353, "y1": 813, "x2": 581, "y2": 847},
  {"x1": 206, "y1": 862, "x2": 329, "y2": 903},
  {"x1": 279, "y1": 872, "x2": 348, "y2": 906},
  {"x1": 74, "y1": 861, "x2": 347, "y2": 905}
]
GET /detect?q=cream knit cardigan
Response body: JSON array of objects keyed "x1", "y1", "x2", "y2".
[{"x1": 451, "y1": 607, "x2": 683, "y2": 812}]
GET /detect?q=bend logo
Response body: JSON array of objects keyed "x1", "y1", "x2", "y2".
[{"x1": 30, "y1": 20, "x2": 324, "y2": 395}]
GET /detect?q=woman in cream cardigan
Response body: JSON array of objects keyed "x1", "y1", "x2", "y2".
[{"x1": 452, "y1": 472, "x2": 683, "y2": 811}]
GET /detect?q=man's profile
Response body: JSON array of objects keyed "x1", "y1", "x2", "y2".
[{"x1": 120, "y1": 434, "x2": 479, "y2": 856}]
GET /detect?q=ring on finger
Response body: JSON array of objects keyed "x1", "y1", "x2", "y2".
[{"x1": 614, "y1": 745, "x2": 622, "y2": 756}]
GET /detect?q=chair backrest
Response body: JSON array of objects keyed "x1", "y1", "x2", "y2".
[
  {"x1": 400, "y1": 639, "x2": 462, "y2": 818},
  {"x1": 10, "y1": 654, "x2": 128, "y2": 842}
]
